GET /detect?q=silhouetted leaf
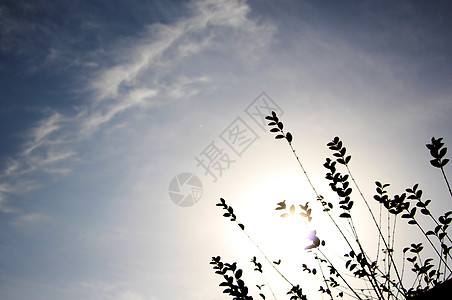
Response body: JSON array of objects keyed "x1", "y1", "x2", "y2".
[
  {"x1": 340, "y1": 213, "x2": 351, "y2": 218},
  {"x1": 275, "y1": 135, "x2": 284, "y2": 139},
  {"x1": 430, "y1": 159, "x2": 441, "y2": 168},
  {"x1": 238, "y1": 223, "x2": 245, "y2": 230},
  {"x1": 276, "y1": 200, "x2": 286, "y2": 210},
  {"x1": 235, "y1": 269, "x2": 242, "y2": 279},
  {"x1": 421, "y1": 208, "x2": 429, "y2": 215},
  {"x1": 271, "y1": 111, "x2": 277, "y2": 119},
  {"x1": 286, "y1": 132, "x2": 293, "y2": 143},
  {"x1": 407, "y1": 257, "x2": 417, "y2": 263}
]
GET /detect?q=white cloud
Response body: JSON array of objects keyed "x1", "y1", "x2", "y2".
[
  {"x1": 23, "y1": 112, "x2": 62, "y2": 155},
  {"x1": 0, "y1": 0, "x2": 275, "y2": 220},
  {"x1": 11, "y1": 212, "x2": 51, "y2": 226}
]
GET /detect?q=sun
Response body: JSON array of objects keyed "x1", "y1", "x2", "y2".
[{"x1": 225, "y1": 168, "x2": 327, "y2": 294}]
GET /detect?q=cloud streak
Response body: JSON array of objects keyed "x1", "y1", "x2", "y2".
[{"x1": 0, "y1": 0, "x2": 275, "y2": 216}]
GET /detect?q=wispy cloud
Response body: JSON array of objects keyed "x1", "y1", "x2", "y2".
[
  {"x1": 0, "y1": 0, "x2": 275, "y2": 216},
  {"x1": 11, "y1": 212, "x2": 51, "y2": 227}
]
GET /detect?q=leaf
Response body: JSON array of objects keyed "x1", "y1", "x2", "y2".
[
  {"x1": 345, "y1": 260, "x2": 351, "y2": 268},
  {"x1": 238, "y1": 223, "x2": 245, "y2": 230},
  {"x1": 430, "y1": 159, "x2": 441, "y2": 168},
  {"x1": 290, "y1": 204, "x2": 295, "y2": 215},
  {"x1": 271, "y1": 111, "x2": 277, "y2": 119},
  {"x1": 270, "y1": 128, "x2": 280, "y2": 132},
  {"x1": 340, "y1": 213, "x2": 351, "y2": 218},
  {"x1": 286, "y1": 132, "x2": 293, "y2": 143},
  {"x1": 421, "y1": 208, "x2": 430, "y2": 215},
  {"x1": 408, "y1": 220, "x2": 417, "y2": 225},
  {"x1": 281, "y1": 213, "x2": 291, "y2": 218},
  {"x1": 407, "y1": 257, "x2": 417, "y2": 263},
  {"x1": 275, "y1": 134, "x2": 284, "y2": 139},
  {"x1": 235, "y1": 269, "x2": 242, "y2": 279},
  {"x1": 276, "y1": 200, "x2": 286, "y2": 210}
]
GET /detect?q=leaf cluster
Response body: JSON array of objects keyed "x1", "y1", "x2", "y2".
[
  {"x1": 211, "y1": 256, "x2": 253, "y2": 300},
  {"x1": 217, "y1": 198, "x2": 245, "y2": 231},
  {"x1": 275, "y1": 200, "x2": 313, "y2": 222},
  {"x1": 324, "y1": 157, "x2": 352, "y2": 218},
  {"x1": 426, "y1": 137, "x2": 449, "y2": 168},
  {"x1": 265, "y1": 111, "x2": 293, "y2": 143}
]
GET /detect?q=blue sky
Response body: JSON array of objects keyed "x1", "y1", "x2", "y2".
[{"x1": 1, "y1": 0, "x2": 452, "y2": 299}]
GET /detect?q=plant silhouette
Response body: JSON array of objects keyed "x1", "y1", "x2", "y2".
[{"x1": 211, "y1": 111, "x2": 451, "y2": 299}]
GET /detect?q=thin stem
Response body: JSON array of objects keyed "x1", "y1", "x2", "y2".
[
  {"x1": 440, "y1": 166, "x2": 452, "y2": 197},
  {"x1": 316, "y1": 256, "x2": 333, "y2": 300},
  {"x1": 344, "y1": 164, "x2": 405, "y2": 293},
  {"x1": 318, "y1": 248, "x2": 363, "y2": 300},
  {"x1": 237, "y1": 220, "x2": 295, "y2": 287},
  {"x1": 405, "y1": 214, "x2": 452, "y2": 274},
  {"x1": 261, "y1": 272, "x2": 278, "y2": 300},
  {"x1": 287, "y1": 141, "x2": 320, "y2": 197},
  {"x1": 288, "y1": 138, "x2": 402, "y2": 297},
  {"x1": 376, "y1": 203, "x2": 382, "y2": 263}
]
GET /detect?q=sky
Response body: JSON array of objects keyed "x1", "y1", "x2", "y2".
[{"x1": 0, "y1": 0, "x2": 452, "y2": 299}]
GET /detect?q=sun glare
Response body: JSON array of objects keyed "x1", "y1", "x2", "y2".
[{"x1": 228, "y1": 168, "x2": 328, "y2": 296}]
